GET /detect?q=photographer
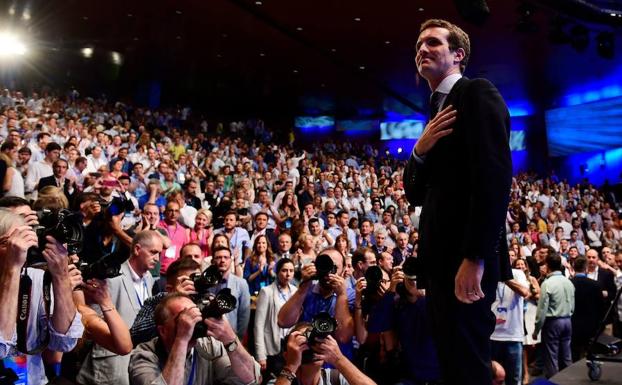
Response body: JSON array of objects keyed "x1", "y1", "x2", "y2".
[
  {"x1": 130, "y1": 257, "x2": 201, "y2": 346},
  {"x1": 129, "y1": 293, "x2": 260, "y2": 385},
  {"x1": 77, "y1": 230, "x2": 162, "y2": 385},
  {"x1": 273, "y1": 323, "x2": 375, "y2": 385},
  {"x1": 0, "y1": 201, "x2": 84, "y2": 384},
  {"x1": 277, "y1": 248, "x2": 354, "y2": 347}
]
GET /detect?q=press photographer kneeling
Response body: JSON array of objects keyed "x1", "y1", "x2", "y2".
[
  {"x1": 129, "y1": 293, "x2": 260, "y2": 385},
  {"x1": 273, "y1": 322, "x2": 375, "y2": 385}
]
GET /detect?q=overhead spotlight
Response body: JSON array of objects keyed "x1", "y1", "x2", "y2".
[
  {"x1": 354, "y1": 17, "x2": 361, "y2": 22},
  {"x1": 548, "y1": 16, "x2": 570, "y2": 45},
  {"x1": 596, "y1": 32, "x2": 614, "y2": 59},
  {"x1": 111, "y1": 51, "x2": 123, "y2": 65},
  {"x1": 81, "y1": 47, "x2": 94, "y2": 58},
  {"x1": 0, "y1": 32, "x2": 27, "y2": 57},
  {"x1": 570, "y1": 25, "x2": 589, "y2": 52},
  {"x1": 8, "y1": 6, "x2": 15, "y2": 16},
  {"x1": 22, "y1": 9, "x2": 31, "y2": 21},
  {"x1": 397, "y1": 147, "x2": 403, "y2": 154},
  {"x1": 516, "y1": 2, "x2": 538, "y2": 33}
]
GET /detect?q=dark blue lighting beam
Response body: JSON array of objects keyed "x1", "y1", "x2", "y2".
[{"x1": 546, "y1": 96, "x2": 622, "y2": 157}]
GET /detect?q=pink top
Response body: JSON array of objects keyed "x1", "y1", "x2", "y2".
[
  {"x1": 158, "y1": 220, "x2": 188, "y2": 274},
  {"x1": 189, "y1": 227, "x2": 212, "y2": 258}
]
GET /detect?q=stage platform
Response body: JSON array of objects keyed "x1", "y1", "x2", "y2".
[{"x1": 548, "y1": 358, "x2": 622, "y2": 384}]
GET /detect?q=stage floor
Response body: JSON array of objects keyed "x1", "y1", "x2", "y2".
[{"x1": 550, "y1": 358, "x2": 622, "y2": 384}]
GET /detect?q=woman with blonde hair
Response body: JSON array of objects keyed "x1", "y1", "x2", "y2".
[{"x1": 187, "y1": 208, "x2": 214, "y2": 258}]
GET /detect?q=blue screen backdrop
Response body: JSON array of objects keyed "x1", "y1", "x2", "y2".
[{"x1": 545, "y1": 96, "x2": 622, "y2": 157}]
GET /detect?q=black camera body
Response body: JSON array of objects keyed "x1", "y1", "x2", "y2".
[
  {"x1": 78, "y1": 242, "x2": 130, "y2": 281},
  {"x1": 26, "y1": 209, "x2": 85, "y2": 267},
  {"x1": 191, "y1": 265, "x2": 223, "y2": 296},
  {"x1": 314, "y1": 254, "x2": 337, "y2": 281},
  {"x1": 190, "y1": 266, "x2": 237, "y2": 340},
  {"x1": 301, "y1": 312, "x2": 337, "y2": 363}
]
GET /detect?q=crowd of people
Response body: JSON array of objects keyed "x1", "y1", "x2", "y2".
[{"x1": 0, "y1": 86, "x2": 620, "y2": 385}]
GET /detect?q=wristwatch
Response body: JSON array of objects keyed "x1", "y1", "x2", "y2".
[{"x1": 224, "y1": 338, "x2": 238, "y2": 352}]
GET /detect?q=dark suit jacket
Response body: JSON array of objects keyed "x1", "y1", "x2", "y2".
[
  {"x1": 404, "y1": 77, "x2": 513, "y2": 285},
  {"x1": 571, "y1": 275, "x2": 605, "y2": 340},
  {"x1": 596, "y1": 268, "x2": 617, "y2": 322},
  {"x1": 37, "y1": 175, "x2": 76, "y2": 202}
]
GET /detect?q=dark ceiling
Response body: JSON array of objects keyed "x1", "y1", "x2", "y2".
[{"x1": 2, "y1": 0, "x2": 622, "y2": 121}]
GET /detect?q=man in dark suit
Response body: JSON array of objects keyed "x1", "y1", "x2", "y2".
[
  {"x1": 37, "y1": 158, "x2": 77, "y2": 202},
  {"x1": 586, "y1": 249, "x2": 617, "y2": 320},
  {"x1": 571, "y1": 256, "x2": 605, "y2": 361},
  {"x1": 404, "y1": 19, "x2": 512, "y2": 385}
]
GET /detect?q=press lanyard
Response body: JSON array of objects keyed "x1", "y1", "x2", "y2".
[
  {"x1": 187, "y1": 349, "x2": 197, "y2": 385},
  {"x1": 277, "y1": 285, "x2": 290, "y2": 302},
  {"x1": 496, "y1": 284, "x2": 506, "y2": 307},
  {"x1": 135, "y1": 278, "x2": 148, "y2": 307}
]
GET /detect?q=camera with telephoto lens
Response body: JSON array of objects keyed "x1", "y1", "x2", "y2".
[
  {"x1": 78, "y1": 242, "x2": 130, "y2": 280},
  {"x1": 190, "y1": 265, "x2": 223, "y2": 295},
  {"x1": 191, "y1": 265, "x2": 238, "y2": 340},
  {"x1": 314, "y1": 254, "x2": 337, "y2": 281},
  {"x1": 26, "y1": 209, "x2": 85, "y2": 267},
  {"x1": 301, "y1": 312, "x2": 337, "y2": 363}
]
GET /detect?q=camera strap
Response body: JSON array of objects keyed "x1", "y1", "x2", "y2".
[{"x1": 16, "y1": 268, "x2": 52, "y2": 355}]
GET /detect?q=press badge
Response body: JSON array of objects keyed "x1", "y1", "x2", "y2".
[
  {"x1": 495, "y1": 307, "x2": 508, "y2": 325},
  {"x1": 165, "y1": 245, "x2": 177, "y2": 259}
]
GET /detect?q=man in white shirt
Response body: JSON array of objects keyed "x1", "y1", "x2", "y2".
[
  {"x1": 24, "y1": 142, "x2": 60, "y2": 198},
  {"x1": 490, "y1": 265, "x2": 529, "y2": 385}
]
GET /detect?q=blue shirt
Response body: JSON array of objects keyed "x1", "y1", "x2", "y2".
[{"x1": 208, "y1": 274, "x2": 251, "y2": 339}]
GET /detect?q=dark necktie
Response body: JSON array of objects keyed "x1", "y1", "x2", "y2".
[{"x1": 430, "y1": 91, "x2": 444, "y2": 119}]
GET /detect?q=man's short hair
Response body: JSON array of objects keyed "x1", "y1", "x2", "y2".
[
  {"x1": 18, "y1": 146, "x2": 31, "y2": 155},
  {"x1": 166, "y1": 257, "x2": 200, "y2": 286},
  {"x1": 45, "y1": 142, "x2": 61, "y2": 153},
  {"x1": 154, "y1": 293, "x2": 190, "y2": 326},
  {"x1": 254, "y1": 212, "x2": 269, "y2": 221},
  {"x1": 131, "y1": 230, "x2": 160, "y2": 253},
  {"x1": 308, "y1": 217, "x2": 319, "y2": 227},
  {"x1": 337, "y1": 210, "x2": 348, "y2": 218},
  {"x1": 352, "y1": 247, "x2": 372, "y2": 266},
  {"x1": 37, "y1": 132, "x2": 50, "y2": 141},
  {"x1": 224, "y1": 210, "x2": 238, "y2": 220},
  {"x1": 546, "y1": 254, "x2": 563, "y2": 272},
  {"x1": 574, "y1": 256, "x2": 588, "y2": 273},
  {"x1": 420, "y1": 19, "x2": 471, "y2": 73},
  {"x1": 212, "y1": 245, "x2": 231, "y2": 256},
  {"x1": 53, "y1": 159, "x2": 68, "y2": 167},
  {"x1": 0, "y1": 195, "x2": 30, "y2": 208}
]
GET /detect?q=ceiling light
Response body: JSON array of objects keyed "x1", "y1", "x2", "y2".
[
  {"x1": 296, "y1": 27, "x2": 303, "y2": 31},
  {"x1": 22, "y1": 10, "x2": 31, "y2": 21},
  {"x1": 418, "y1": 7, "x2": 424, "y2": 12},
  {"x1": 385, "y1": 40, "x2": 391, "y2": 44},
  {"x1": 354, "y1": 17, "x2": 361, "y2": 22},
  {"x1": 127, "y1": 13, "x2": 133, "y2": 17},
  {"x1": 133, "y1": 37, "x2": 139, "y2": 41},
  {"x1": 397, "y1": 147, "x2": 403, "y2": 153},
  {"x1": 80, "y1": 47, "x2": 94, "y2": 58},
  {"x1": 255, "y1": 1, "x2": 262, "y2": 4},
  {"x1": 111, "y1": 51, "x2": 123, "y2": 65},
  {"x1": 176, "y1": 35, "x2": 181, "y2": 40},
  {"x1": 8, "y1": 7, "x2": 15, "y2": 16},
  {"x1": 221, "y1": 33, "x2": 228, "y2": 38},
  {"x1": 82, "y1": 16, "x2": 88, "y2": 20},
  {"x1": 293, "y1": 69, "x2": 299, "y2": 73},
  {"x1": 359, "y1": 65, "x2": 366, "y2": 70},
  {"x1": 175, "y1": 10, "x2": 182, "y2": 15},
  {"x1": 331, "y1": 48, "x2": 336, "y2": 52},
  {"x1": 259, "y1": 52, "x2": 265, "y2": 57},
  {"x1": 0, "y1": 32, "x2": 27, "y2": 56},
  {"x1": 611, "y1": 13, "x2": 617, "y2": 17},
  {"x1": 216, "y1": 53, "x2": 222, "y2": 58}
]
